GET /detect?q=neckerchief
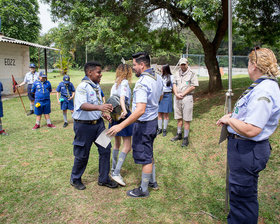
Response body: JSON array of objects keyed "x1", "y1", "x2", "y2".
[
  {"x1": 141, "y1": 68, "x2": 157, "y2": 80},
  {"x1": 82, "y1": 76, "x2": 102, "y2": 105},
  {"x1": 63, "y1": 83, "x2": 70, "y2": 98}
]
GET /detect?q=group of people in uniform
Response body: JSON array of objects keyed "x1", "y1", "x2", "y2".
[
  {"x1": 70, "y1": 48, "x2": 280, "y2": 223},
  {"x1": 1, "y1": 48, "x2": 280, "y2": 223},
  {"x1": 15, "y1": 64, "x2": 75, "y2": 130}
]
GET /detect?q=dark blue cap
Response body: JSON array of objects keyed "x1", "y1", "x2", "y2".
[
  {"x1": 29, "y1": 63, "x2": 36, "y2": 68},
  {"x1": 63, "y1": 75, "x2": 70, "y2": 84},
  {"x1": 39, "y1": 71, "x2": 47, "y2": 78}
]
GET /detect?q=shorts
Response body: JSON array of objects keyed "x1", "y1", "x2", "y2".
[
  {"x1": 27, "y1": 84, "x2": 35, "y2": 101},
  {"x1": 174, "y1": 95, "x2": 193, "y2": 121},
  {"x1": 34, "y1": 99, "x2": 51, "y2": 115},
  {"x1": 108, "y1": 111, "x2": 134, "y2": 137},
  {"x1": 132, "y1": 118, "x2": 157, "y2": 164},
  {"x1": 158, "y1": 92, "x2": 173, "y2": 113},
  {"x1": 60, "y1": 99, "x2": 74, "y2": 111}
]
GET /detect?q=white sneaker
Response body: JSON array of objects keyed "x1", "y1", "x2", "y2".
[{"x1": 111, "y1": 174, "x2": 126, "y2": 186}]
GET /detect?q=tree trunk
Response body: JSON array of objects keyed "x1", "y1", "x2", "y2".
[{"x1": 204, "y1": 49, "x2": 223, "y2": 92}]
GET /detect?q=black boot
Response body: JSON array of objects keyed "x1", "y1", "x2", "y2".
[
  {"x1": 181, "y1": 137, "x2": 189, "y2": 147},
  {"x1": 157, "y1": 129, "x2": 162, "y2": 135},
  {"x1": 162, "y1": 129, "x2": 167, "y2": 137},
  {"x1": 171, "y1": 133, "x2": 182, "y2": 141}
]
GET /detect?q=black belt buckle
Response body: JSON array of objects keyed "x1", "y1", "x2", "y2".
[
  {"x1": 229, "y1": 133, "x2": 246, "y2": 140},
  {"x1": 91, "y1": 120, "x2": 98, "y2": 125},
  {"x1": 75, "y1": 119, "x2": 98, "y2": 125},
  {"x1": 136, "y1": 120, "x2": 145, "y2": 124}
]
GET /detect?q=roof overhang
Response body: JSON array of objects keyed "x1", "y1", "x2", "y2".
[{"x1": 0, "y1": 34, "x2": 60, "y2": 51}]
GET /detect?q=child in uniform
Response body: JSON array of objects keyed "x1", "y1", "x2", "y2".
[
  {"x1": 31, "y1": 71, "x2": 56, "y2": 130},
  {"x1": 56, "y1": 75, "x2": 75, "y2": 127},
  {"x1": 0, "y1": 81, "x2": 7, "y2": 135}
]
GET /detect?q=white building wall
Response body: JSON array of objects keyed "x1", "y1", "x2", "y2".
[{"x1": 0, "y1": 42, "x2": 29, "y2": 95}]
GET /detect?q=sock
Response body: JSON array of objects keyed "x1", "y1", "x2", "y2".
[
  {"x1": 113, "y1": 152, "x2": 127, "y2": 175},
  {"x1": 150, "y1": 163, "x2": 156, "y2": 183},
  {"x1": 0, "y1": 118, "x2": 2, "y2": 131},
  {"x1": 30, "y1": 104, "x2": 34, "y2": 111},
  {"x1": 36, "y1": 120, "x2": 40, "y2": 125},
  {"x1": 46, "y1": 119, "x2": 51, "y2": 125},
  {"x1": 141, "y1": 172, "x2": 152, "y2": 192},
  {"x1": 158, "y1": 119, "x2": 163, "y2": 130},
  {"x1": 63, "y1": 111, "x2": 67, "y2": 123},
  {"x1": 184, "y1": 129, "x2": 189, "y2": 138},
  {"x1": 112, "y1": 149, "x2": 119, "y2": 171},
  {"x1": 177, "y1": 127, "x2": 182, "y2": 134},
  {"x1": 163, "y1": 119, "x2": 169, "y2": 130}
]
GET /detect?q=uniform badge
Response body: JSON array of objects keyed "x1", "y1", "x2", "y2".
[
  {"x1": 235, "y1": 107, "x2": 239, "y2": 114},
  {"x1": 257, "y1": 97, "x2": 271, "y2": 103},
  {"x1": 135, "y1": 84, "x2": 143, "y2": 90}
]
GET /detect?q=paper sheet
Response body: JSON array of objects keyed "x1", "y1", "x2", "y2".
[{"x1": 95, "y1": 129, "x2": 113, "y2": 148}]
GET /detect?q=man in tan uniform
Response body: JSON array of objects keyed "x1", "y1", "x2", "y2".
[{"x1": 171, "y1": 58, "x2": 199, "y2": 147}]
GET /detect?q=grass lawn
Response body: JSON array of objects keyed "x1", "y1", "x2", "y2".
[{"x1": 0, "y1": 70, "x2": 279, "y2": 223}]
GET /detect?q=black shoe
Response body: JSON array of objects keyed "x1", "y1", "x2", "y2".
[
  {"x1": 181, "y1": 137, "x2": 189, "y2": 147},
  {"x1": 70, "y1": 179, "x2": 86, "y2": 190},
  {"x1": 171, "y1": 133, "x2": 182, "y2": 142},
  {"x1": 162, "y1": 129, "x2": 167, "y2": 137},
  {"x1": 27, "y1": 110, "x2": 34, "y2": 116},
  {"x1": 157, "y1": 129, "x2": 162, "y2": 135},
  {"x1": 63, "y1": 122, "x2": 68, "y2": 128},
  {"x1": 98, "y1": 179, "x2": 118, "y2": 188},
  {"x1": 148, "y1": 181, "x2": 159, "y2": 190},
  {"x1": 127, "y1": 187, "x2": 150, "y2": 198}
]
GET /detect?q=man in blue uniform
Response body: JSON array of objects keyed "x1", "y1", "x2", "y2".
[
  {"x1": 56, "y1": 75, "x2": 75, "y2": 128},
  {"x1": 0, "y1": 81, "x2": 7, "y2": 135},
  {"x1": 70, "y1": 61, "x2": 118, "y2": 190},
  {"x1": 108, "y1": 52, "x2": 163, "y2": 197},
  {"x1": 17, "y1": 63, "x2": 39, "y2": 115},
  {"x1": 31, "y1": 71, "x2": 56, "y2": 130}
]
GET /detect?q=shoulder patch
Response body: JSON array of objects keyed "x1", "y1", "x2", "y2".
[
  {"x1": 134, "y1": 84, "x2": 143, "y2": 90},
  {"x1": 257, "y1": 96, "x2": 271, "y2": 103}
]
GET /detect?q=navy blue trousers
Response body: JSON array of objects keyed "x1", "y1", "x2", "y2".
[
  {"x1": 71, "y1": 119, "x2": 111, "y2": 183},
  {"x1": 227, "y1": 136, "x2": 271, "y2": 224}
]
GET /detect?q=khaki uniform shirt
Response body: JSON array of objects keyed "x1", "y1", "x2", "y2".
[{"x1": 173, "y1": 67, "x2": 199, "y2": 94}]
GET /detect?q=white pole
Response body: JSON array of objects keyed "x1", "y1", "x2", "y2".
[{"x1": 225, "y1": 0, "x2": 233, "y2": 212}]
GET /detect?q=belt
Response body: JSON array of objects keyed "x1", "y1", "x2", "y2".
[
  {"x1": 74, "y1": 119, "x2": 99, "y2": 125},
  {"x1": 228, "y1": 133, "x2": 247, "y2": 140},
  {"x1": 136, "y1": 117, "x2": 157, "y2": 124},
  {"x1": 163, "y1": 92, "x2": 172, "y2": 95}
]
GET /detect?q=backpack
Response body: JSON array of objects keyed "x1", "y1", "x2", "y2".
[{"x1": 106, "y1": 94, "x2": 130, "y2": 121}]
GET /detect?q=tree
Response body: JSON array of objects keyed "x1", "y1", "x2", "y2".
[
  {"x1": 42, "y1": 0, "x2": 280, "y2": 92},
  {"x1": 235, "y1": 0, "x2": 280, "y2": 47},
  {"x1": 0, "y1": 0, "x2": 41, "y2": 42},
  {"x1": 42, "y1": 0, "x2": 227, "y2": 92}
]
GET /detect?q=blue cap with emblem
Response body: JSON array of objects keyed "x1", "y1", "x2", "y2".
[
  {"x1": 63, "y1": 75, "x2": 70, "y2": 84},
  {"x1": 29, "y1": 63, "x2": 36, "y2": 68},
  {"x1": 39, "y1": 71, "x2": 47, "y2": 78}
]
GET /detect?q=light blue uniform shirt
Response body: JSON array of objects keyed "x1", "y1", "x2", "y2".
[
  {"x1": 162, "y1": 75, "x2": 173, "y2": 93},
  {"x1": 132, "y1": 68, "x2": 163, "y2": 121},
  {"x1": 24, "y1": 71, "x2": 39, "y2": 84},
  {"x1": 228, "y1": 79, "x2": 280, "y2": 141},
  {"x1": 110, "y1": 79, "x2": 131, "y2": 106},
  {"x1": 72, "y1": 77, "x2": 103, "y2": 120}
]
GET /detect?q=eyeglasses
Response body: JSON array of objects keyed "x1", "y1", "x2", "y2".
[{"x1": 253, "y1": 46, "x2": 260, "y2": 64}]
